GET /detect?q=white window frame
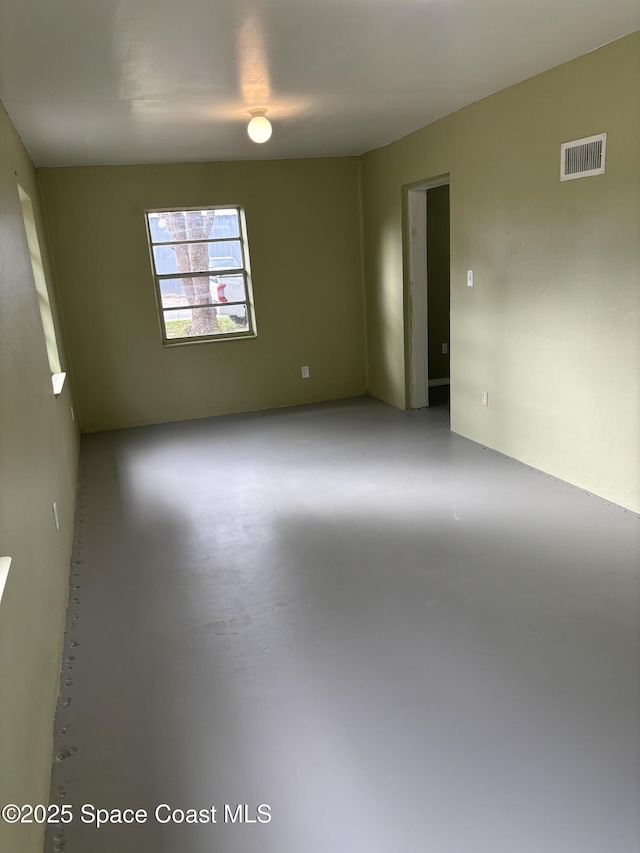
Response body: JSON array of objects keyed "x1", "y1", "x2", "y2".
[{"x1": 145, "y1": 205, "x2": 257, "y2": 346}]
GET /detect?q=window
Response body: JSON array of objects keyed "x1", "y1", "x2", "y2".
[
  {"x1": 145, "y1": 206, "x2": 256, "y2": 345},
  {"x1": 18, "y1": 184, "x2": 66, "y2": 394}
]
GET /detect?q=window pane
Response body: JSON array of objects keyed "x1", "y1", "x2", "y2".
[
  {"x1": 208, "y1": 210, "x2": 240, "y2": 240},
  {"x1": 159, "y1": 276, "x2": 216, "y2": 309},
  {"x1": 159, "y1": 274, "x2": 247, "y2": 309},
  {"x1": 208, "y1": 243, "x2": 243, "y2": 269},
  {"x1": 163, "y1": 306, "x2": 249, "y2": 340},
  {"x1": 154, "y1": 241, "x2": 243, "y2": 275},
  {"x1": 216, "y1": 305, "x2": 249, "y2": 333},
  {"x1": 148, "y1": 209, "x2": 240, "y2": 243},
  {"x1": 153, "y1": 243, "x2": 212, "y2": 275},
  {"x1": 210, "y1": 273, "x2": 246, "y2": 305}
]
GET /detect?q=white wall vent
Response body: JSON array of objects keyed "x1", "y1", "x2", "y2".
[{"x1": 560, "y1": 133, "x2": 606, "y2": 181}]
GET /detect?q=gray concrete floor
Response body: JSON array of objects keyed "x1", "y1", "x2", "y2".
[{"x1": 46, "y1": 396, "x2": 640, "y2": 853}]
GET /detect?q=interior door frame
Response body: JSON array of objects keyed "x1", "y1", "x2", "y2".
[{"x1": 401, "y1": 174, "x2": 450, "y2": 409}]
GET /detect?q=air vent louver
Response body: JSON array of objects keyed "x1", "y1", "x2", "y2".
[{"x1": 560, "y1": 133, "x2": 606, "y2": 181}]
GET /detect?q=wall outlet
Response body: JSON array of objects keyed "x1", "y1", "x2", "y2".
[
  {"x1": 467, "y1": 270, "x2": 474, "y2": 287},
  {"x1": 442, "y1": 343, "x2": 448, "y2": 354},
  {"x1": 52, "y1": 501, "x2": 60, "y2": 531},
  {"x1": 301, "y1": 366, "x2": 310, "y2": 379},
  {"x1": 481, "y1": 391, "x2": 488, "y2": 407}
]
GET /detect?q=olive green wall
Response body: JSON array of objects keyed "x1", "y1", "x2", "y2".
[
  {"x1": 361, "y1": 32, "x2": 640, "y2": 512},
  {"x1": 0, "y1": 101, "x2": 79, "y2": 853},
  {"x1": 38, "y1": 158, "x2": 366, "y2": 432},
  {"x1": 426, "y1": 184, "x2": 450, "y2": 381}
]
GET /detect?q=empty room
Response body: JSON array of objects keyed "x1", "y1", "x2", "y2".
[{"x1": 0, "y1": 2, "x2": 639, "y2": 852}]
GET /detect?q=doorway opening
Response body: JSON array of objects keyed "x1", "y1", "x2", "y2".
[{"x1": 403, "y1": 176, "x2": 450, "y2": 412}]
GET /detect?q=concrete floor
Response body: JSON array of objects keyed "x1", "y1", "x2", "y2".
[{"x1": 46, "y1": 396, "x2": 640, "y2": 853}]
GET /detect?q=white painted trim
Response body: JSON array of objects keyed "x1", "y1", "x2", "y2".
[
  {"x1": 428, "y1": 377, "x2": 450, "y2": 387},
  {"x1": 0, "y1": 557, "x2": 12, "y2": 606}
]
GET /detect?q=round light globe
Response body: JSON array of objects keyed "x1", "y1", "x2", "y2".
[{"x1": 247, "y1": 114, "x2": 272, "y2": 144}]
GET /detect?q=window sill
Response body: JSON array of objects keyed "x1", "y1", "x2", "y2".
[
  {"x1": 162, "y1": 332, "x2": 257, "y2": 347},
  {"x1": 0, "y1": 557, "x2": 12, "y2": 606},
  {"x1": 52, "y1": 372, "x2": 67, "y2": 396}
]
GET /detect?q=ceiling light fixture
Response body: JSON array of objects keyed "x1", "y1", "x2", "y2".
[{"x1": 247, "y1": 109, "x2": 272, "y2": 144}]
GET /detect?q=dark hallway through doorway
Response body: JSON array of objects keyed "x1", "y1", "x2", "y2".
[{"x1": 426, "y1": 183, "x2": 450, "y2": 410}]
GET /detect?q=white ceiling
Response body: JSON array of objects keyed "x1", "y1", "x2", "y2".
[{"x1": 0, "y1": 0, "x2": 638, "y2": 167}]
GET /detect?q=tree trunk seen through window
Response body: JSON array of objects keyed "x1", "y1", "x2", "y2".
[{"x1": 166, "y1": 210, "x2": 218, "y2": 336}]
